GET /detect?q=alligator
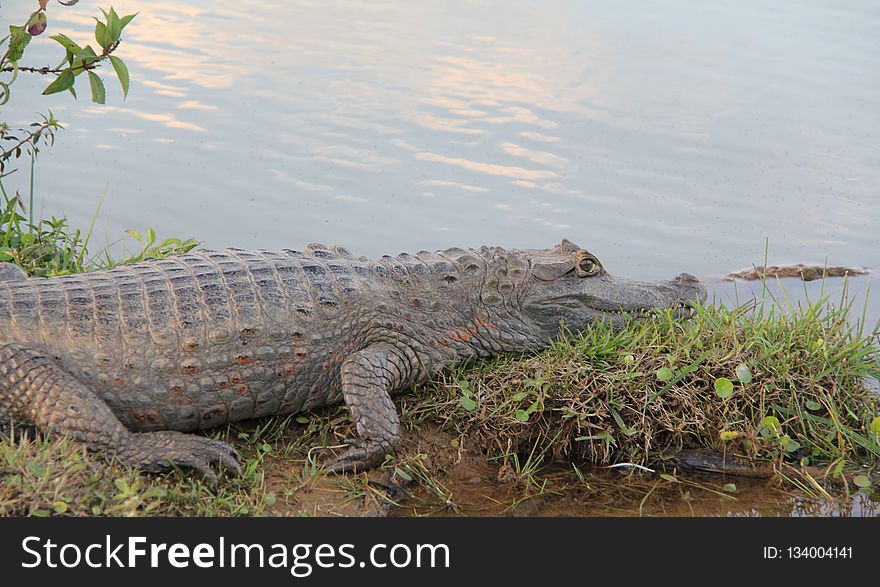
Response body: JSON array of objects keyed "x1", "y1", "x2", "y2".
[{"x1": 0, "y1": 239, "x2": 706, "y2": 479}]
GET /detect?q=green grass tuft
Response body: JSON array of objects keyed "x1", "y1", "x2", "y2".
[
  {"x1": 413, "y1": 298, "x2": 879, "y2": 473},
  {"x1": 0, "y1": 190, "x2": 198, "y2": 276}
]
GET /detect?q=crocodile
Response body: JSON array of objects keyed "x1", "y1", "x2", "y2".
[
  {"x1": 0, "y1": 239, "x2": 706, "y2": 479},
  {"x1": 727, "y1": 264, "x2": 869, "y2": 282}
]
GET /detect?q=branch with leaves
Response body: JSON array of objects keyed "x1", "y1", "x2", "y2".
[
  {"x1": 1, "y1": 1, "x2": 136, "y2": 173},
  {"x1": 0, "y1": 113, "x2": 62, "y2": 165}
]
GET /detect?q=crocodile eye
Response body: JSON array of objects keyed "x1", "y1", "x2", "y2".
[{"x1": 577, "y1": 257, "x2": 599, "y2": 277}]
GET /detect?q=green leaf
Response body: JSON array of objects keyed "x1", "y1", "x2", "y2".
[
  {"x1": 295, "y1": 416, "x2": 309, "y2": 425},
  {"x1": 719, "y1": 430, "x2": 740, "y2": 442},
  {"x1": 714, "y1": 377, "x2": 734, "y2": 399},
  {"x1": 43, "y1": 69, "x2": 76, "y2": 96},
  {"x1": 50, "y1": 33, "x2": 83, "y2": 55},
  {"x1": 660, "y1": 473, "x2": 679, "y2": 483},
  {"x1": 610, "y1": 407, "x2": 637, "y2": 436},
  {"x1": 514, "y1": 409, "x2": 530, "y2": 422},
  {"x1": 87, "y1": 71, "x2": 106, "y2": 104},
  {"x1": 759, "y1": 415, "x2": 781, "y2": 440},
  {"x1": 70, "y1": 45, "x2": 99, "y2": 78},
  {"x1": 109, "y1": 55, "x2": 130, "y2": 98},
  {"x1": 781, "y1": 436, "x2": 801, "y2": 453},
  {"x1": 805, "y1": 400, "x2": 822, "y2": 411},
  {"x1": 141, "y1": 487, "x2": 167, "y2": 500},
  {"x1": 734, "y1": 363, "x2": 752, "y2": 384},
  {"x1": 655, "y1": 367, "x2": 674, "y2": 382},
  {"x1": 7, "y1": 26, "x2": 32, "y2": 62},
  {"x1": 722, "y1": 483, "x2": 737, "y2": 493},
  {"x1": 120, "y1": 13, "x2": 138, "y2": 30},
  {"x1": 870, "y1": 416, "x2": 880, "y2": 437},
  {"x1": 126, "y1": 228, "x2": 142, "y2": 241},
  {"x1": 393, "y1": 467, "x2": 413, "y2": 482},
  {"x1": 94, "y1": 19, "x2": 110, "y2": 50},
  {"x1": 74, "y1": 45, "x2": 99, "y2": 60},
  {"x1": 53, "y1": 501, "x2": 68, "y2": 514},
  {"x1": 852, "y1": 475, "x2": 872, "y2": 489},
  {"x1": 459, "y1": 396, "x2": 477, "y2": 412},
  {"x1": 107, "y1": 7, "x2": 122, "y2": 44}
]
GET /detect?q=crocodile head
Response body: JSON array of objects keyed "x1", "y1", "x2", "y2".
[{"x1": 519, "y1": 239, "x2": 707, "y2": 336}]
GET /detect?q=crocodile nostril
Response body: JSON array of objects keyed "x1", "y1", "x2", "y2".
[{"x1": 675, "y1": 273, "x2": 700, "y2": 284}]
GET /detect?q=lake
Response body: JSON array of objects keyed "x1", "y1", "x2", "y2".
[{"x1": 5, "y1": 0, "x2": 879, "y2": 321}]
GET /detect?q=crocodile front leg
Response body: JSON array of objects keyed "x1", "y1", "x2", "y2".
[
  {"x1": 325, "y1": 343, "x2": 413, "y2": 473},
  {"x1": 0, "y1": 342, "x2": 240, "y2": 482}
]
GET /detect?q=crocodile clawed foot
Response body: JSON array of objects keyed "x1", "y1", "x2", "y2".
[
  {"x1": 115, "y1": 430, "x2": 242, "y2": 483},
  {"x1": 323, "y1": 439, "x2": 392, "y2": 474}
]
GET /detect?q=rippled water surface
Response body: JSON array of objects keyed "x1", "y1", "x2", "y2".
[{"x1": 5, "y1": 0, "x2": 879, "y2": 318}]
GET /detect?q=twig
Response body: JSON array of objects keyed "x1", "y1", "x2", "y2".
[
  {"x1": 0, "y1": 41, "x2": 122, "y2": 75},
  {"x1": 1, "y1": 121, "x2": 55, "y2": 162}
]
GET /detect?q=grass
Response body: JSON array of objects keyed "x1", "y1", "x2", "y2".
[
  {"x1": 414, "y1": 297, "x2": 879, "y2": 472},
  {"x1": 0, "y1": 187, "x2": 198, "y2": 275},
  {"x1": 1, "y1": 192, "x2": 878, "y2": 516}
]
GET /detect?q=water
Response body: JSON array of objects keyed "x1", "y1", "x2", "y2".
[{"x1": 4, "y1": 0, "x2": 879, "y2": 318}]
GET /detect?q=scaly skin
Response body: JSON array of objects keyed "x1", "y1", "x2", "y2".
[{"x1": 0, "y1": 240, "x2": 706, "y2": 477}]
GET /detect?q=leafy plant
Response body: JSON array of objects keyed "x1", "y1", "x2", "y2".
[
  {"x1": 1, "y1": 189, "x2": 198, "y2": 277},
  {"x1": 0, "y1": 2, "x2": 144, "y2": 276},
  {"x1": 1, "y1": 1, "x2": 136, "y2": 175}
]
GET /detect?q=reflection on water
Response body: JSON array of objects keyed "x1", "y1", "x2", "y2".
[
  {"x1": 9, "y1": 1, "x2": 876, "y2": 281},
  {"x1": 4, "y1": 0, "x2": 880, "y2": 277},
  {"x1": 5, "y1": 3, "x2": 880, "y2": 289},
  {"x1": 397, "y1": 465, "x2": 880, "y2": 518}
]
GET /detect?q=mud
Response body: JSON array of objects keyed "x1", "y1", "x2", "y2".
[{"x1": 255, "y1": 423, "x2": 879, "y2": 517}]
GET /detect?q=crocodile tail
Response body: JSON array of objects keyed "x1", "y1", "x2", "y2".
[{"x1": 0, "y1": 263, "x2": 27, "y2": 282}]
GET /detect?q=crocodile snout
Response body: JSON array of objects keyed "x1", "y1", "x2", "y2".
[{"x1": 674, "y1": 272, "x2": 707, "y2": 304}]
